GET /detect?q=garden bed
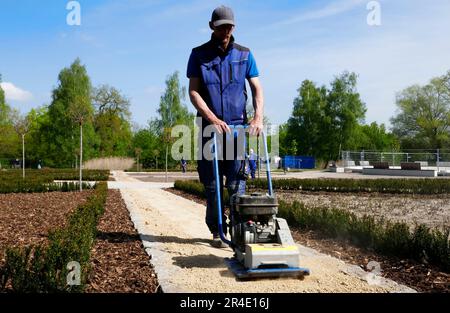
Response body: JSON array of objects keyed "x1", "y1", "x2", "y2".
[
  {"x1": 0, "y1": 186, "x2": 159, "y2": 293},
  {"x1": 86, "y1": 190, "x2": 159, "y2": 293},
  {"x1": 0, "y1": 191, "x2": 93, "y2": 259},
  {"x1": 275, "y1": 191, "x2": 450, "y2": 230}
]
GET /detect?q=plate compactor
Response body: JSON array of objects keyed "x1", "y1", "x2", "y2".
[{"x1": 212, "y1": 126, "x2": 310, "y2": 279}]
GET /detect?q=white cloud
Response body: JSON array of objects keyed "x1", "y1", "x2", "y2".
[{"x1": 0, "y1": 82, "x2": 33, "y2": 102}]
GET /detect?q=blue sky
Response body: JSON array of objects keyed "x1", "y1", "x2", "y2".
[{"x1": 1, "y1": 0, "x2": 450, "y2": 129}]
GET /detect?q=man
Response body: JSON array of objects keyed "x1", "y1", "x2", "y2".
[
  {"x1": 248, "y1": 148, "x2": 257, "y2": 180},
  {"x1": 181, "y1": 157, "x2": 187, "y2": 173},
  {"x1": 187, "y1": 6, "x2": 264, "y2": 248}
]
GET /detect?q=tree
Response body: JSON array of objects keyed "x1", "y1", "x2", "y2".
[
  {"x1": 0, "y1": 74, "x2": 5, "y2": 109},
  {"x1": 285, "y1": 72, "x2": 366, "y2": 162},
  {"x1": 0, "y1": 74, "x2": 9, "y2": 131},
  {"x1": 326, "y1": 72, "x2": 366, "y2": 159},
  {"x1": 285, "y1": 80, "x2": 327, "y2": 157},
  {"x1": 391, "y1": 71, "x2": 450, "y2": 149},
  {"x1": 132, "y1": 123, "x2": 160, "y2": 169},
  {"x1": 0, "y1": 75, "x2": 20, "y2": 160},
  {"x1": 25, "y1": 106, "x2": 50, "y2": 167},
  {"x1": 42, "y1": 58, "x2": 98, "y2": 167},
  {"x1": 68, "y1": 93, "x2": 93, "y2": 191},
  {"x1": 92, "y1": 85, "x2": 133, "y2": 157},
  {"x1": 156, "y1": 71, "x2": 194, "y2": 179},
  {"x1": 11, "y1": 110, "x2": 30, "y2": 178},
  {"x1": 346, "y1": 122, "x2": 399, "y2": 151}
]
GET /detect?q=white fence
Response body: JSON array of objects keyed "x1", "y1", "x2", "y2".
[{"x1": 341, "y1": 149, "x2": 450, "y2": 167}]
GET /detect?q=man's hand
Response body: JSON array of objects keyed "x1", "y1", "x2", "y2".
[
  {"x1": 248, "y1": 117, "x2": 263, "y2": 136},
  {"x1": 211, "y1": 117, "x2": 231, "y2": 134}
]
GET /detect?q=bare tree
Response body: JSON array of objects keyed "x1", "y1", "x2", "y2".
[{"x1": 68, "y1": 96, "x2": 92, "y2": 191}]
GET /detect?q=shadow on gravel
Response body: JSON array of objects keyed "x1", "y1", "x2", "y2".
[
  {"x1": 172, "y1": 254, "x2": 225, "y2": 269},
  {"x1": 140, "y1": 234, "x2": 211, "y2": 245},
  {"x1": 96, "y1": 231, "x2": 141, "y2": 243},
  {"x1": 96, "y1": 232, "x2": 214, "y2": 247}
]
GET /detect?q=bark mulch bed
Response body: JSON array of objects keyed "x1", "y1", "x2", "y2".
[
  {"x1": 276, "y1": 190, "x2": 450, "y2": 230},
  {"x1": 0, "y1": 190, "x2": 93, "y2": 263},
  {"x1": 165, "y1": 187, "x2": 449, "y2": 293},
  {"x1": 85, "y1": 189, "x2": 160, "y2": 293}
]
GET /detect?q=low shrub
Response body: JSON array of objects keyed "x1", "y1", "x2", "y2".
[
  {"x1": 0, "y1": 169, "x2": 108, "y2": 194},
  {"x1": 174, "y1": 180, "x2": 230, "y2": 205},
  {"x1": 247, "y1": 178, "x2": 450, "y2": 194},
  {"x1": 281, "y1": 200, "x2": 449, "y2": 271}
]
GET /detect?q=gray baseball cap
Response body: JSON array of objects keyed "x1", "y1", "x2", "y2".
[{"x1": 211, "y1": 6, "x2": 235, "y2": 27}]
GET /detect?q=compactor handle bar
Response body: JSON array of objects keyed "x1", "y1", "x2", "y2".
[{"x1": 212, "y1": 125, "x2": 273, "y2": 246}]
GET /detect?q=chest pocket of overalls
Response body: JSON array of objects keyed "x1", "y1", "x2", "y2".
[
  {"x1": 230, "y1": 59, "x2": 247, "y2": 83},
  {"x1": 201, "y1": 61, "x2": 220, "y2": 85}
]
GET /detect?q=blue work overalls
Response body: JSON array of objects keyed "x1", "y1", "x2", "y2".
[{"x1": 187, "y1": 35, "x2": 254, "y2": 235}]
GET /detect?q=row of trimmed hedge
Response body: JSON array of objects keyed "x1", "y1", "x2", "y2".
[
  {"x1": 247, "y1": 178, "x2": 450, "y2": 194},
  {"x1": 0, "y1": 169, "x2": 109, "y2": 194},
  {"x1": 174, "y1": 179, "x2": 230, "y2": 203},
  {"x1": 279, "y1": 201, "x2": 449, "y2": 272},
  {"x1": 0, "y1": 182, "x2": 108, "y2": 292},
  {"x1": 126, "y1": 168, "x2": 194, "y2": 173},
  {"x1": 174, "y1": 180, "x2": 450, "y2": 272},
  {"x1": 0, "y1": 169, "x2": 110, "y2": 181},
  {"x1": 0, "y1": 181, "x2": 94, "y2": 194}
]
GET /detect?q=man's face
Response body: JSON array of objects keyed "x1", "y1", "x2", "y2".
[{"x1": 212, "y1": 24, "x2": 234, "y2": 44}]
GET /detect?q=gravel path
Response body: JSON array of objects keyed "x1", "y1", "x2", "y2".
[{"x1": 111, "y1": 171, "x2": 416, "y2": 293}]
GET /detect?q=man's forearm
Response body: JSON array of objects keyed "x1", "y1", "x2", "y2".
[
  {"x1": 252, "y1": 85, "x2": 264, "y2": 122},
  {"x1": 253, "y1": 92, "x2": 264, "y2": 122},
  {"x1": 189, "y1": 90, "x2": 218, "y2": 123}
]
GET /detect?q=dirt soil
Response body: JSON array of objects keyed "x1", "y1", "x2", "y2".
[
  {"x1": 275, "y1": 191, "x2": 450, "y2": 230},
  {"x1": 0, "y1": 191, "x2": 93, "y2": 262},
  {"x1": 167, "y1": 188, "x2": 449, "y2": 293},
  {"x1": 86, "y1": 190, "x2": 160, "y2": 293}
]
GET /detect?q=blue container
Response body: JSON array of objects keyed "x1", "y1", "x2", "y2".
[{"x1": 282, "y1": 156, "x2": 315, "y2": 169}]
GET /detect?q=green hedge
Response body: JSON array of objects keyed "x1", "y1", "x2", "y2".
[
  {"x1": 0, "y1": 180, "x2": 94, "y2": 194},
  {"x1": 0, "y1": 169, "x2": 109, "y2": 182},
  {"x1": 247, "y1": 178, "x2": 450, "y2": 194},
  {"x1": 174, "y1": 180, "x2": 204, "y2": 197},
  {"x1": 279, "y1": 200, "x2": 450, "y2": 272},
  {"x1": 173, "y1": 180, "x2": 230, "y2": 204},
  {"x1": 174, "y1": 179, "x2": 450, "y2": 272},
  {"x1": 126, "y1": 168, "x2": 195, "y2": 173},
  {"x1": 0, "y1": 169, "x2": 108, "y2": 194},
  {"x1": 44, "y1": 169, "x2": 109, "y2": 181},
  {"x1": 0, "y1": 182, "x2": 108, "y2": 292}
]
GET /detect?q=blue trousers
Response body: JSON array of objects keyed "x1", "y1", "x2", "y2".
[
  {"x1": 249, "y1": 160, "x2": 257, "y2": 179},
  {"x1": 197, "y1": 132, "x2": 246, "y2": 235}
]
